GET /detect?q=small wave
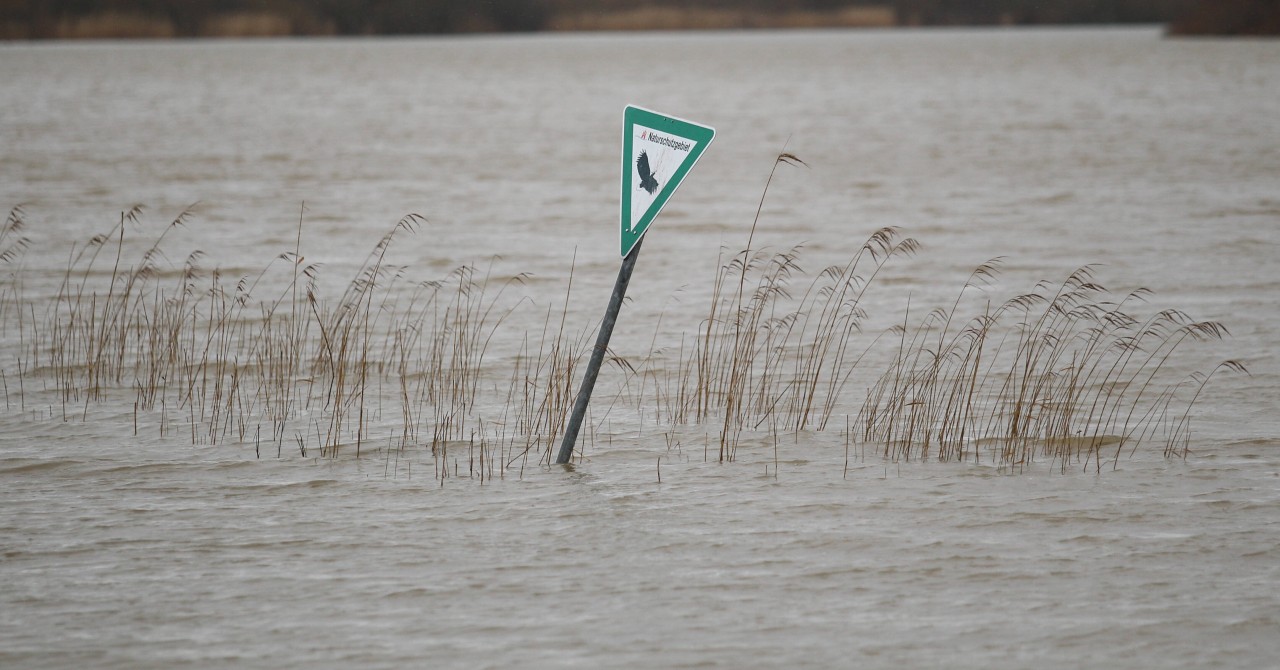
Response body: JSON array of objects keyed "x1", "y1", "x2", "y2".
[
  {"x1": 1011, "y1": 191, "x2": 1077, "y2": 206},
  {"x1": 1223, "y1": 615, "x2": 1280, "y2": 633},
  {"x1": 1241, "y1": 544, "x2": 1280, "y2": 558},
  {"x1": 0, "y1": 457, "x2": 84, "y2": 474},
  {"x1": 96, "y1": 462, "x2": 189, "y2": 476},
  {"x1": 384, "y1": 586, "x2": 434, "y2": 599},
  {"x1": 1222, "y1": 438, "x2": 1279, "y2": 449},
  {"x1": 265, "y1": 478, "x2": 342, "y2": 492}
]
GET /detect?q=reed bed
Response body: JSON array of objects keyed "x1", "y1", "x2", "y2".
[
  {"x1": 0, "y1": 188, "x2": 1245, "y2": 476},
  {"x1": 0, "y1": 204, "x2": 588, "y2": 477},
  {"x1": 849, "y1": 260, "x2": 1249, "y2": 470}
]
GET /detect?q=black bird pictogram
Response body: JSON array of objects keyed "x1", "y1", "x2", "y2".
[{"x1": 636, "y1": 150, "x2": 659, "y2": 195}]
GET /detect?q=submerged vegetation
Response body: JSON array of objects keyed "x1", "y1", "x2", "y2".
[{"x1": 0, "y1": 170, "x2": 1246, "y2": 479}]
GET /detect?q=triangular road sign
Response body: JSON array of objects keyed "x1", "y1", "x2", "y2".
[{"x1": 620, "y1": 105, "x2": 715, "y2": 258}]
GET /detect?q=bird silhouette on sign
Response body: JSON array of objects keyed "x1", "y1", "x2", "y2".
[{"x1": 636, "y1": 150, "x2": 659, "y2": 195}]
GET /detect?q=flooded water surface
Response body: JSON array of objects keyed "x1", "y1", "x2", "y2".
[{"x1": 2, "y1": 28, "x2": 1279, "y2": 668}]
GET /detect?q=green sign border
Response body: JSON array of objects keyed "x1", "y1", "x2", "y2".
[{"x1": 620, "y1": 105, "x2": 715, "y2": 258}]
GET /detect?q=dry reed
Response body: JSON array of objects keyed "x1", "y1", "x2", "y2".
[{"x1": 0, "y1": 163, "x2": 1246, "y2": 476}]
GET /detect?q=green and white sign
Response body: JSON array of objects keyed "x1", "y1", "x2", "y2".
[{"x1": 620, "y1": 105, "x2": 715, "y2": 258}]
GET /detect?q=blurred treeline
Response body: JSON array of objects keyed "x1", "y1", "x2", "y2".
[
  {"x1": 893, "y1": 0, "x2": 1190, "y2": 25},
  {"x1": 1167, "y1": 0, "x2": 1280, "y2": 36},
  {"x1": 3, "y1": 0, "x2": 551, "y2": 36},
  {"x1": 1, "y1": 0, "x2": 1272, "y2": 38}
]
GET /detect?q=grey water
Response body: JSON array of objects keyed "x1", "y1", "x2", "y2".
[{"x1": 2, "y1": 27, "x2": 1279, "y2": 668}]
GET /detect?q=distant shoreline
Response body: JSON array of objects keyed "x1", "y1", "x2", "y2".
[
  {"x1": 1166, "y1": 0, "x2": 1280, "y2": 37},
  {"x1": 1, "y1": 3, "x2": 1276, "y2": 41},
  {"x1": 3, "y1": 7, "x2": 897, "y2": 40},
  {"x1": 546, "y1": 7, "x2": 895, "y2": 31}
]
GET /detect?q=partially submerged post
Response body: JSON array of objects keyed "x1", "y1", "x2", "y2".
[
  {"x1": 554, "y1": 106, "x2": 715, "y2": 465},
  {"x1": 554, "y1": 237, "x2": 643, "y2": 465}
]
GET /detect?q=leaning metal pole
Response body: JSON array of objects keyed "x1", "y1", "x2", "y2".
[{"x1": 555, "y1": 236, "x2": 645, "y2": 465}]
